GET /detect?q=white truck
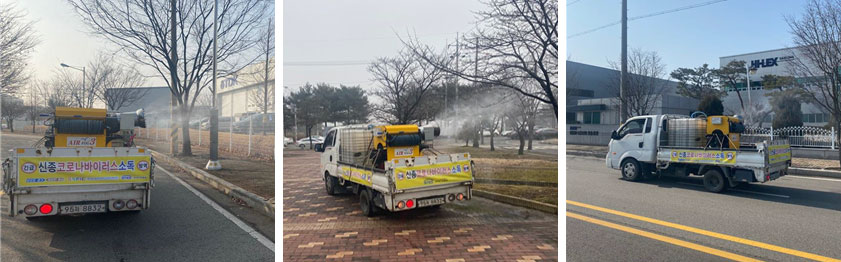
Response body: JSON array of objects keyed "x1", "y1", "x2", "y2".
[
  {"x1": 2, "y1": 107, "x2": 153, "y2": 219},
  {"x1": 606, "y1": 114, "x2": 792, "y2": 192},
  {"x1": 316, "y1": 124, "x2": 473, "y2": 216}
]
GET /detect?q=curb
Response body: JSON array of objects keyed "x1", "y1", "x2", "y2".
[
  {"x1": 566, "y1": 150, "x2": 606, "y2": 158},
  {"x1": 473, "y1": 189, "x2": 557, "y2": 214},
  {"x1": 150, "y1": 150, "x2": 275, "y2": 219},
  {"x1": 788, "y1": 167, "x2": 841, "y2": 179},
  {"x1": 474, "y1": 178, "x2": 557, "y2": 187}
]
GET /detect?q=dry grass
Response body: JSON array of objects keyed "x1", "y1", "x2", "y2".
[
  {"x1": 475, "y1": 184, "x2": 558, "y2": 205},
  {"x1": 792, "y1": 158, "x2": 841, "y2": 170}
]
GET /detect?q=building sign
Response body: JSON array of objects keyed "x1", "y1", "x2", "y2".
[
  {"x1": 750, "y1": 56, "x2": 794, "y2": 68},
  {"x1": 220, "y1": 75, "x2": 238, "y2": 90}
]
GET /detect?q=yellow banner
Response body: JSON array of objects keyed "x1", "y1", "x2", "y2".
[
  {"x1": 768, "y1": 144, "x2": 792, "y2": 164},
  {"x1": 669, "y1": 150, "x2": 737, "y2": 165},
  {"x1": 393, "y1": 160, "x2": 472, "y2": 190},
  {"x1": 340, "y1": 166, "x2": 373, "y2": 187},
  {"x1": 18, "y1": 156, "x2": 152, "y2": 187}
]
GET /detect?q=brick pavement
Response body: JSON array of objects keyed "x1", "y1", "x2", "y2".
[{"x1": 282, "y1": 150, "x2": 559, "y2": 262}]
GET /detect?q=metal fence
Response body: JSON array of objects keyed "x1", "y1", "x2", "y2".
[{"x1": 742, "y1": 126, "x2": 837, "y2": 149}]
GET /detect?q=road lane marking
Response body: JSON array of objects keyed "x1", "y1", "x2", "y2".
[
  {"x1": 567, "y1": 211, "x2": 762, "y2": 262},
  {"x1": 675, "y1": 182, "x2": 790, "y2": 198},
  {"x1": 787, "y1": 175, "x2": 841, "y2": 182},
  {"x1": 567, "y1": 200, "x2": 841, "y2": 262},
  {"x1": 158, "y1": 166, "x2": 275, "y2": 251}
]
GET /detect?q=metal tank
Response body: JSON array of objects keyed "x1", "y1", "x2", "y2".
[
  {"x1": 666, "y1": 118, "x2": 706, "y2": 148},
  {"x1": 338, "y1": 128, "x2": 374, "y2": 166}
]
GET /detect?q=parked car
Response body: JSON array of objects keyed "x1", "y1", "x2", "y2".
[
  {"x1": 233, "y1": 113, "x2": 274, "y2": 133},
  {"x1": 501, "y1": 130, "x2": 516, "y2": 138},
  {"x1": 296, "y1": 137, "x2": 323, "y2": 149},
  {"x1": 190, "y1": 117, "x2": 209, "y2": 129},
  {"x1": 284, "y1": 137, "x2": 293, "y2": 146},
  {"x1": 535, "y1": 127, "x2": 558, "y2": 140},
  {"x1": 201, "y1": 116, "x2": 233, "y2": 131}
]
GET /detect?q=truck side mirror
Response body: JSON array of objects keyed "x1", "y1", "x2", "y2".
[
  {"x1": 611, "y1": 130, "x2": 619, "y2": 140},
  {"x1": 314, "y1": 144, "x2": 324, "y2": 152}
]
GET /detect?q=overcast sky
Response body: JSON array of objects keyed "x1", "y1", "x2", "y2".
[
  {"x1": 283, "y1": 0, "x2": 486, "y2": 96},
  {"x1": 11, "y1": 0, "x2": 168, "y2": 88}
]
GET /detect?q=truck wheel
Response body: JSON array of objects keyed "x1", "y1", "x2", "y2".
[
  {"x1": 621, "y1": 159, "x2": 642, "y2": 181},
  {"x1": 703, "y1": 169, "x2": 726, "y2": 193},
  {"x1": 325, "y1": 174, "x2": 338, "y2": 195},
  {"x1": 359, "y1": 190, "x2": 376, "y2": 217}
]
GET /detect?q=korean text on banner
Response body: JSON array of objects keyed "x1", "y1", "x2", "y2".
[
  {"x1": 17, "y1": 156, "x2": 152, "y2": 186},
  {"x1": 669, "y1": 150, "x2": 737, "y2": 165},
  {"x1": 393, "y1": 160, "x2": 472, "y2": 190}
]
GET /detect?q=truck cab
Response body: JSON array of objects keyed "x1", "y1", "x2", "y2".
[{"x1": 606, "y1": 115, "x2": 661, "y2": 170}]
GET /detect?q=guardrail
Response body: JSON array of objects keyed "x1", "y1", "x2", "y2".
[{"x1": 742, "y1": 126, "x2": 837, "y2": 149}]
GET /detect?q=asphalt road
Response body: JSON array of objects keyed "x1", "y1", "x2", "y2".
[
  {"x1": 566, "y1": 155, "x2": 841, "y2": 261},
  {"x1": 283, "y1": 149, "x2": 558, "y2": 261},
  {"x1": 0, "y1": 133, "x2": 274, "y2": 262}
]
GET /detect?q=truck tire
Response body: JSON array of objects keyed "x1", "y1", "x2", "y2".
[
  {"x1": 703, "y1": 169, "x2": 726, "y2": 193},
  {"x1": 359, "y1": 189, "x2": 376, "y2": 217},
  {"x1": 325, "y1": 174, "x2": 338, "y2": 195},
  {"x1": 621, "y1": 159, "x2": 642, "y2": 181}
]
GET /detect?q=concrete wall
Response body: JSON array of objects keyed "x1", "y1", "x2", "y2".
[{"x1": 566, "y1": 124, "x2": 617, "y2": 145}]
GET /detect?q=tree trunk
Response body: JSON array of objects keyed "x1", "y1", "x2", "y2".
[
  {"x1": 836, "y1": 121, "x2": 841, "y2": 169},
  {"x1": 490, "y1": 132, "x2": 495, "y2": 151},
  {"x1": 527, "y1": 121, "x2": 534, "y2": 150},
  {"x1": 180, "y1": 106, "x2": 192, "y2": 156},
  {"x1": 31, "y1": 120, "x2": 35, "y2": 133},
  {"x1": 518, "y1": 133, "x2": 525, "y2": 155},
  {"x1": 8, "y1": 119, "x2": 14, "y2": 133},
  {"x1": 472, "y1": 130, "x2": 479, "y2": 148}
]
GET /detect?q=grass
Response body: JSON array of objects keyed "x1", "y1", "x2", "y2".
[
  {"x1": 438, "y1": 145, "x2": 556, "y2": 160},
  {"x1": 474, "y1": 184, "x2": 558, "y2": 206}
]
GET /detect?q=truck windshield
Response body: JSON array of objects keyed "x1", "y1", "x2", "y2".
[{"x1": 618, "y1": 119, "x2": 646, "y2": 138}]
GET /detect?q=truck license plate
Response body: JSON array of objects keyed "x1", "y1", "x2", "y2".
[
  {"x1": 417, "y1": 197, "x2": 445, "y2": 207},
  {"x1": 61, "y1": 204, "x2": 106, "y2": 214}
]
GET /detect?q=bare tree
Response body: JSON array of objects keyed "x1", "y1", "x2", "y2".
[
  {"x1": 68, "y1": 0, "x2": 268, "y2": 155},
  {"x1": 503, "y1": 89, "x2": 541, "y2": 155},
  {"x1": 86, "y1": 55, "x2": 149, "y2": 111},
  {"x1": 1, "y1": 95, "x2": 25, "y2": 132},
  {"x1": 716, "y1": 60, "x2": 749, "y2": 114},
  {"x1": 786, "y1": 0, "x2": 841, "y2": 166},
  {"x1": 405, "y1": 0, "x2": 558, "y2": 117},
  {"x1": 37, "y1": 78, "x2": 72, "y2": 110},
  {"x1": 53, "y1": 68, "x2": 98, "y2": 108},
  {"x1": 608, "y1": 48, "x2": 668, "y2": 117},
  {"x1": 0, "y1": 4, "x2": 39, "y2": 94},
  {"x1": 26, "y1": 83, "x2": 44, "y2": 133},
  {"x1": 369, "y1": 49, "x2": 446, "y2": 124}
]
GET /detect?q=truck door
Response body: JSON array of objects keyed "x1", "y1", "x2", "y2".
[
  {"x1": 321, "y1": 129, "x2": 338, "y2": 176},
  {"x1": 610, "y1": 117, "x2": 649, "y2": 166}
]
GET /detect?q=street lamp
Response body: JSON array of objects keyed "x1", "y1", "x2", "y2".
[{"x1": 60, "y1": 63, "x2": 86, "y2": 95}]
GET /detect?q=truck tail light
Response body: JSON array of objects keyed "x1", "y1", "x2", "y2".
[
  {"x1": 457, "y1": 193, "x2": 464, "y2": 201},
  {"x1": 397, "y1": 201, "x2": 405, "y2": 209},
  {"x1": 113, "y1": 200, "x2": 125, "y2": 210},
  {"x1": 39, "y1": 204, "x2": 53, "y2": 214},
  {"x1": 24, "y1": 204, "x2": 37, "y2": 215},
  {"x1": 126, "y1": 199, "x2": 138, "y2": 209},
  {"x1": 406, "y1": 199, "x2": 414, "y2": 208}
]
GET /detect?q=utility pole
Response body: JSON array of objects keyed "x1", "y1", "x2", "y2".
[
  {"x1": 206, "y1": 0, "x2": 221, "y2": 170},
  {"x1": 169, "y1": 0, "x2": 178, "y2": 156},
  {"x1": 455, "y1": 33, "x2": 460, "y2": 119},
  {"x1": 619, "y1": 0, "x2": 628, "y2": 123}
]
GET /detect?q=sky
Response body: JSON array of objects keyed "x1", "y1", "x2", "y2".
[
  {"x1": 282, "y1": 0, "x2": 486, "y2": 96},
  {"x1": 567, "y1": 0, "x2": 807, "y2": 74}
]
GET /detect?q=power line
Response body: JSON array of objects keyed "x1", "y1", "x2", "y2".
[{"x1": 568, "y1": 0, "x2": 728, "y2": 39}]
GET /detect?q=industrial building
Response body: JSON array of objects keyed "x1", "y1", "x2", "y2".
[
  {"x1": 566, "y1": 61, "x2": 699, "y2": 145},
  {"x1": 217, "y1": 58, "x2": 275, "y2": 121},
  {"x1": 719, "y1": 47, "x2": 831, "y2": 127}
]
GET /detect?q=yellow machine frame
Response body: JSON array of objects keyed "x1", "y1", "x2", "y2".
[
  {"x1": 372, "y1": 125, "x2": 422, "y2": 160},
  {"x1": 706, "y1": 115, "x2": 741, "y2": 149},
  {"x1": 53, "y1": 107, "x2": 108, "y2": 147}
]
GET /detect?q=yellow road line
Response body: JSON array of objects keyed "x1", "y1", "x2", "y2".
[
  {"x1": 568, "y1": 200, "x2": 841, "y2": 262},
  {"x1": 567, "y1": 211, "x2": 762, "y2": 262}
]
